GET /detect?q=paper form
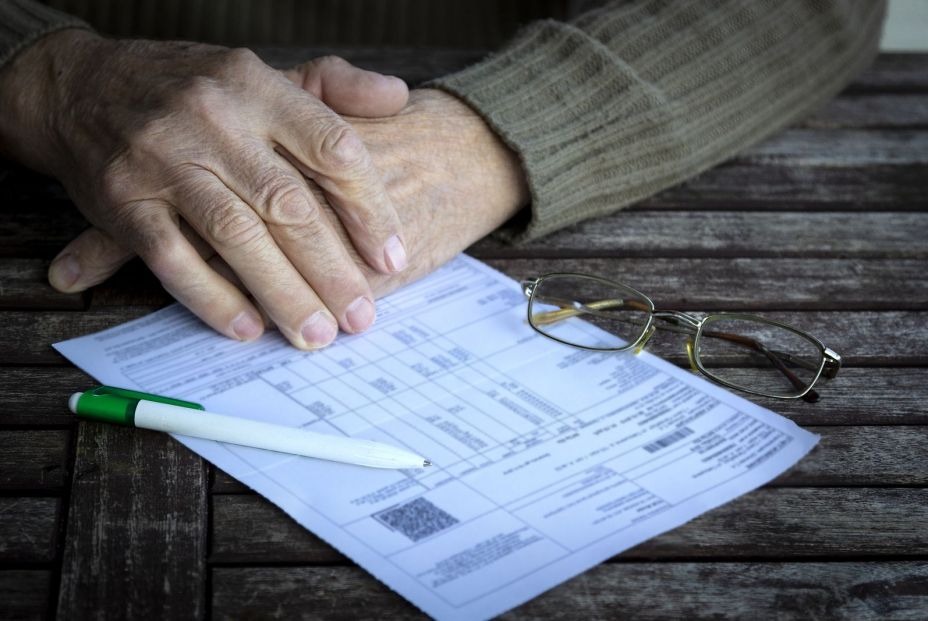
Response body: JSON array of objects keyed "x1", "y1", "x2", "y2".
[{"x1": 55, "y1": 255, "x2": 818, "y2": 621}]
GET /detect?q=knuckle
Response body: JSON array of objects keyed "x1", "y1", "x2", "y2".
[
  {"x1": 203, "y1": 204, "x2": 266, "y2": 250},
  {"x1": 254, "y1": 176, "x2": 315, "y2": 227},
  {"x1": 318, "y1": 123, "x2": 366, "y2": 169}
]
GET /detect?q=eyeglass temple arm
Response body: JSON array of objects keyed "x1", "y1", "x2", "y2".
[{"x1": 529, "y1": 297, "x2": 635, "y2": 326}]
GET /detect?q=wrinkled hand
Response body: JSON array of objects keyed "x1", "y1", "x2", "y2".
[
  {"x1": 42, "y1": 87, "x2": 529, "y2": 335},
  {"x1": 0, "y1": 30, "x2": 411, "y2": 349},
  {"x1": 350, "y1": 89, "x2": 529, "y2": 297}
]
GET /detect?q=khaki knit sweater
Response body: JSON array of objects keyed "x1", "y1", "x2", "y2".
[{"x1": 0, "y1": 0, "x2": 886, "y2": 242}]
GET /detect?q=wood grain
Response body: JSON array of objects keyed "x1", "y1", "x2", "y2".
[
  {"x1": 209, "y1": 488, "x2": 928, "y2": 565},
  {"x1": 0, "y1": 260, "x2": 85, "y2": 310},
  {"x1": 483, "y1": 258, "x2": 928, "y2": 311},
  {"x1": 56, "y1": 423, "x2": 208, "y2": 620},
  {"x1": 211, "y1": 562, "x2": 928, "y2": 620},
  {"x1": 0, "y1": 367, "x2": 92, "y2": 426},
  {"x1": 469, "y1": 211, "x2": 928, "y2": 259},
  {"x1": 802, "y1": 94, "x2": 928, "y2": 129},
  {"x1": 852, "y1": 53, "x2": 928, "y2": 93},
  {"x1": 0, "y1": 497, "x2": 59, "y2": 563},
  {"x1": 0, "y1": 306, "x2": 158, "y2": 365},
  {"x1": 0, "y1": 430, "x2": 70, "y2": 490}
]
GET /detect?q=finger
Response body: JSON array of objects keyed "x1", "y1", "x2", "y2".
[
  {"x1": 271, "y1": 96, "x2": 408, "y2": 275},
  {"x1": 210, "y1": 147, "x2": 378, "y2": 335},
  {"x1": 122, "y1": 201, "x2": 265, "y2": 342},
  {"x1": 205, "y1": 254, "x2": 274, "y2": 329},
  {"x1": 175, "y1": 173, "x2": 344, "y2": 350},
  {"x1": 48, "y1": 227, "x2": 134, "y2": 292},
  {"x1": 283, "y1": 55, "x2": 408, "y2": 117}
]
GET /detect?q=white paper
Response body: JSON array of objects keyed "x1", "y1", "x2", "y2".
[{"x1": 55, "y1": 254, "x2": 818, "y2": 620}]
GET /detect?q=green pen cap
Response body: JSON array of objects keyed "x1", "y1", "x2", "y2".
[{"x1": 69, "y1": 385, "x2": 204, "y2": 426}]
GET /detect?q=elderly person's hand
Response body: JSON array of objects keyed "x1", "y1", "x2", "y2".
[
  {"x1": 60, "y1": 87, "x2": 530, "y2": 325},
  {"x1": 0, "y1": 29, "x2": 411, "y2": 349}
]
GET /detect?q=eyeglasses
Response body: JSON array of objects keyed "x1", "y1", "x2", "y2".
[{"x1": 521, "y1": 273, "x2": 841, "y2": 402}]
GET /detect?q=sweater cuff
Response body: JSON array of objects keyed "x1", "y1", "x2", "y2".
[
  {"x1": 0, "y1": 0, "x2": 92, "y2": 69},
  {"x1": 430, "y1": 19, "x2": 661, "y2": 243}
]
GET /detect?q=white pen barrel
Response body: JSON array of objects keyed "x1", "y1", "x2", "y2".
[{"x1": 134, "y1": 401, "x2": 423, "y2": 469}]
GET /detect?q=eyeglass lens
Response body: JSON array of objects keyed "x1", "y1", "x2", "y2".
[
  {"x1": 695, "y1": 316, "x2": 825, "y2": 398},
  {"x1": 529, "y1": 274, "x2": 651, "y2": 349}
]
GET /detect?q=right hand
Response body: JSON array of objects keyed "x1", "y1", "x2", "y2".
[{"x1": 0, "y1": 29, "x2": 410, "y2": 349}]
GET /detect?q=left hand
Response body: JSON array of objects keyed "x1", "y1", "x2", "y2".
[{"x1": 54, "y1": 86, "x2": 529, "y2": 330}]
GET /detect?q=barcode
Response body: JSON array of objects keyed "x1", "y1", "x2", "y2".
[
  {"x1": 643, "y1": 427, "x2": 694, "y2": 453},
  {"x1": 374, "y1": 497, "x2": 459, "y2": 542}
]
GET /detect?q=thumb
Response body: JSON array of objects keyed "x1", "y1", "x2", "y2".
[
  {"x1": 48, "y1": 227, "x2": 134, "y2": 293},
  {"x1": 283, "y1": 55, "x2": 409, "y2": 117}
]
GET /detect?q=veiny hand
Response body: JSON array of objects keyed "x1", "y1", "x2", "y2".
[
  {"x1": 0, "y1": 29, "x2": 411, "y2": 349},
  {"x1": 39, "y1": 87, "x2": 530, "y2": 334}
]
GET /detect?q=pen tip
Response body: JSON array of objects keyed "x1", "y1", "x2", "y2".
[{"x1": 423, "y1": 460, "x2": 431, "y2": 468}]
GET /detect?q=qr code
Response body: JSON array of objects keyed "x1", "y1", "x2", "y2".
[{"x1": 374, "y1": 497, "x2": 459, "y2": 542}]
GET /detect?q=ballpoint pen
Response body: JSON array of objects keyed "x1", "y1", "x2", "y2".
[{"x1": 69, "y1": 386, "x2": 430, "y2": 469}]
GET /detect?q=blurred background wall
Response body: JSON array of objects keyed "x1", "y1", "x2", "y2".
[{"x1": 39, "y1": 0, "x2": 928, "y2": 51}]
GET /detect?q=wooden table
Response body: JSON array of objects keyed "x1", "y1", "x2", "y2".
[{"x1": 2, "y1": 50, "x2": 927, "y2": 620}]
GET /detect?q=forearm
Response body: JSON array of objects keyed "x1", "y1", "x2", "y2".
[{"x1": 430, "y1": 0, "x2": 886, "y2": 242}]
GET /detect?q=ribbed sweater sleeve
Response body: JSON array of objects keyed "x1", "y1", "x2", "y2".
[
  {"x1": 429, "y1": 0, "x2": 886, "y2": 242},
  {"x1": 0, "y1": 0, "x2": 91, "y2": 69}
]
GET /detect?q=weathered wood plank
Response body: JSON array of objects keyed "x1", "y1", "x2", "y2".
[
  {"x1": 483, "y1": 258, "x2": 928, "y2": 311},
  {"x1": 209, "y1": 488, "x2": 928, "y2": 565},
  {"x1": 803, "y1": 94, "x2": 928, "y2": 129},
  {"x1": 56, "y1": 424, "x2": 208, "y2": 620},
  {"x1": 638, "y1": 164, "x2": 928, "y2": 210},
  {"x1": 852, "y1": 53, "x2": 928, "y2": 93},
  {"x1": 0, "y1": 192, "x2": 86, "y2": 258},
  {"x1": 211, "y1": 562, "x2": 928, "y2": 620},
  {"x1": 0, "y1": 306, "x2": 158, "y2": 365},
  {"x1": 0, "y1": 497, "x2": 59, "y2": 563},
  {"x1": 0, "y1": 431, "x2": 70, "y2": 490},
  {"x1": 4, "y1": 307, "x2": 926, "y2": 366},
  {"x1": 0, "y1": 259, "x2": 85, "y2": 310},
  {"x1": 776, "y1": 426, "x2": 928, "y2": 486},
  {"x1": 469, "y1": 211, "x2": 928, "y2": 259},
  {"x1": 738, "y1": 129, "x2": 928, "y2": 166},
  {"x1": 0, "y1": 571, "x2": 51, "y2": 621},
  {"x1": 0, "y1": 367, "x2": 92, "y2": 426}
]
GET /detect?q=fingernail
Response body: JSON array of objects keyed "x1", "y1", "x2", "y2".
[
  {"x1": 345, "y1": 296, "x2": 375, "y2": 333},
  {"x1": 231, "y1": 311, "x2": 263, "y2": 341},
  {"x1": 50, "y1": 254, "x2": 81, "y2": 290},
  {"x1": 383, "y1": 235, "x2": 407, "y2": 272},
  {"x1": 301, "y1": 311, "x2": 337, "y2": 348}
]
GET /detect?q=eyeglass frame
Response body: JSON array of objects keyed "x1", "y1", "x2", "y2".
[{"x1": 520, "y1": 272, "x2": 842, "y2": 402}]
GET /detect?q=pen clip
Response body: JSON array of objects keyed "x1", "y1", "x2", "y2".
[{"x1": 85, "y1": 386, "x2": 205, "y2": 410}]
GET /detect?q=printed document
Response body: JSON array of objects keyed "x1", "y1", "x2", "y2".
[{"x1": 55, "y1": 255, "x2": 818, "y2": 620}]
